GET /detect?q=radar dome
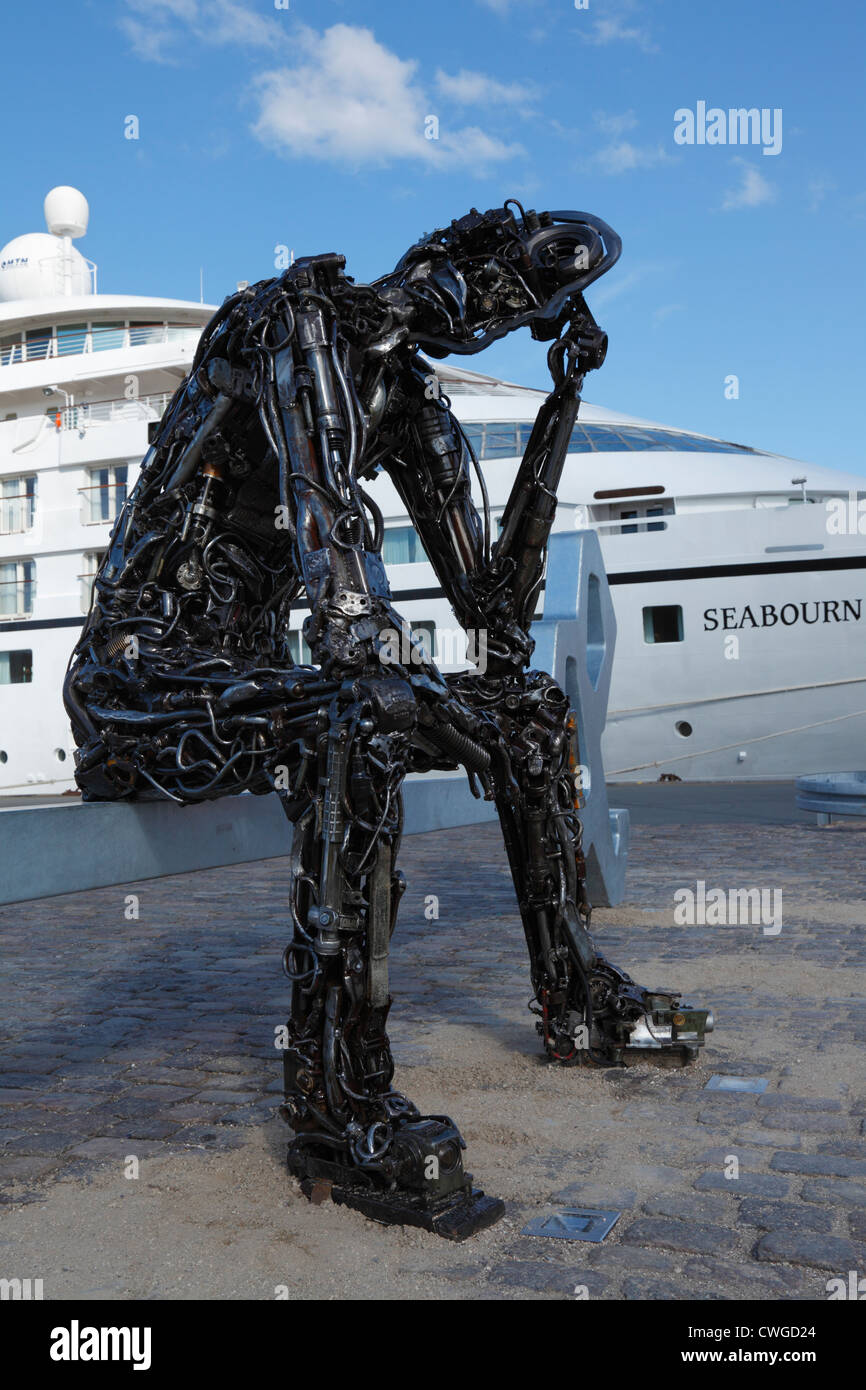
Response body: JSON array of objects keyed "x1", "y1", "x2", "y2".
[
  {"x1": 0, "y1": 233, "x2": 92, "y2": 302},
  {"x1": 44, "y1": 186, "x2": 89, "y2": 238}
]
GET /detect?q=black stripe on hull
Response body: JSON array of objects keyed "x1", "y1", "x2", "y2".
[
  {"x1": 3, "y1": 554, "x2": 865, "y2": 632},
  {"x1": 606, "y1": 554, "x2": 866, "y2": 587},
  {"x1": 0, "y1": 616, "x2": 86, "y2": 633}
]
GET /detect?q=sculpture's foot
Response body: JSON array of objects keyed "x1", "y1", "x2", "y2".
[
  {"x1": 613, "y1": 988, "x2": 714, "y2": 1067},
  {"x1": 540, "y1": 955, "x2": 714, "y2": 1068},
  {"x1": 286, "y1": 1114, "x2": 505, "y2": 1241}
]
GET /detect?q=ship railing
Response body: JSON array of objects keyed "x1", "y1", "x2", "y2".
[
  {"x1": 0, "y1": 581, "x2": 35, "y2": 619},
  {"x1": 53, "y1": 394, "x2": 174, "y2": 431},
  {"x1": 77, "y1": 482, "x2": 128, "y2": 525},
  {"x1": 0, "y1": 323, "x2": 200, "y2": 367},
  {"x1": 0, "y1": 496, "x2": 37, "y2": 534}
]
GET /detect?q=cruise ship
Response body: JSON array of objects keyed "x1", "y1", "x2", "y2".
[{"x1": 1, "y1": 188, "x2": 864, "y2": 794}]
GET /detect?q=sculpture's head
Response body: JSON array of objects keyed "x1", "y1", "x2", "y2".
[{"x1": 388, "y1": 201, "x2": 621, "y2": 356}]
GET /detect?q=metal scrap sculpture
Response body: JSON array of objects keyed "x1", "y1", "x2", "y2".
[{"x1": 65, "y1": 203, "x2": 712, "y2": 1238}]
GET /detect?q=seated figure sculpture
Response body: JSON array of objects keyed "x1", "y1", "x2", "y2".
[{"x1": 65, "y1": 202, "x2": 713, "y2": 1239}]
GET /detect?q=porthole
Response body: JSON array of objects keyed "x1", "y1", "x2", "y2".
[
  {"x1": 55, "y1": 748, "x2": 67, "y2": 762},
  {"x1": 0, "y1": 750, "x2": 7, "y2": 763},
  {"x1": 675, "y1": 721, "x2": 693, "y2": 738},
  {"x1": 643, "y1": 605, "x2": 683, "y2": 644}
]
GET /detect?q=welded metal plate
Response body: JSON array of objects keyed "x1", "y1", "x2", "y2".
[
  {"x1": 704, "y1": 1075, "x2": 768, "y2": 1094},
  {"x1": 521, "y1": 1208, "x2": 621, "y2": 1242}
]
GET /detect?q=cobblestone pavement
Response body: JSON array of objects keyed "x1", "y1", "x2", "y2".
[{"x1": 1, "y1": 811, "x2": 865, "y2": 1300}]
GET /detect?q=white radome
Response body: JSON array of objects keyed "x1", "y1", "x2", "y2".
[
  {"x1": 0, "y1": 186, "x2": 92, "y2": 302},
  {"x1": 0, "y1": 232, "x2": 92, "y2": 301},
  {"x1": 43, "y1": 186, "x2": 89, "y2": 239}
]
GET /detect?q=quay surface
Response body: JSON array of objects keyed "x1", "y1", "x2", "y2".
[{"x1": 1, "y1": 781, "x2": 864, "y2": 1300}]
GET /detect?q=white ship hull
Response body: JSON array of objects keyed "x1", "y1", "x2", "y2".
[
  {"x1": 3, "y1": 407, "x2": 865, "y2": 793},
  {"x1": 1, "y1": 193, "x2": 863, "y2": 792}
]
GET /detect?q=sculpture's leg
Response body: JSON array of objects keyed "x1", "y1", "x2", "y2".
[
  {"x1": 278, "y1": 678, "x2": 505, "y2": 1239},
  {"x1": 452, "y1": 668, "x2": 713, "y2": 1067}
]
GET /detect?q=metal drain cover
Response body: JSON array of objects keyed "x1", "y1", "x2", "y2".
[
  {"x1": 704, "y1": 1075, "x2": 768, "y2": 1094},
  {"x1": 521, "y1": 1208, "x2": 621, "y2": 1242}
]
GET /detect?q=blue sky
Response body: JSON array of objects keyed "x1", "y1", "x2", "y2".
[{"x1": 5, "y1": 0, "x2": 865, "y2": 473}]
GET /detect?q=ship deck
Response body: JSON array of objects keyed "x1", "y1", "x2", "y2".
[{"x1": 1, "y1": 783, "x2": 864, "y2": 1300}]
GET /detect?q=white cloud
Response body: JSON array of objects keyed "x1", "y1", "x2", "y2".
[
  {"x1": 594, "y1": 109, "x2": 639, "y2": 138},
  {"x1": 129, "y1": 0, "x2": 197, "y2": 18},
  {"x1": 435, "y1": 68, "x2": 536, "y2": 107},
  {"x1": 475, "y1": 0, "x2": 549, "y2": 16},
  {"x1": 572, "y1": 112, "x2": 673, "y2": 176},
  {"x1": 207, "y1": 0, "x2": 278, "y2": 46},
  {"x1": 582, "y1": 2, "x2": 659, "y2": 54},
  {"x1": 595, "y1": 140, "x2": 673, "y2": 174},
  {"x1": 118, "y1": 5, "x2": 524, "y2": 171},
  {"x1": 120, "y1": 0, "x2": 280, "y2": 62},
  {"x1": 118, "y1": 18, "x2": 178, "y2": 64},
  {"x1": 445, "y1": 126, "x2": 526, "y2": 166},
  {"x1": 721, "y1": 159, "x2": 777, "y2": 211},
  {"x1": 251, "y1": 25, "x2": 523, "y2": 169}
]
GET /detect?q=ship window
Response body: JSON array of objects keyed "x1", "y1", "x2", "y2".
[
  {"x1": 459, "y1": 421, "x2": 757, "y2": 459},
  {"x1": 0, "y1": 333, "x2": 22, "y2": 366},
  {"x1": 287, "y1": 629, "x2": 313, "y2": 665},
  {"x1": 91, "y1": 321, "x2": 126, "y2": 352},
  {"x1": 643, "y1": 605, "x2": 683, "y2": 644},
  {"x1": 409, "y1": 621, "x2": 436, "y2": 662},
  {"x1": 383, "y1": 525, "x2": 428, "y2": 565},
  {"x1": 0, "y1": 559, "x2": 35, "y2": 619},
  {"x1": 0, "y1": 476, "x2": 36, "y2": 534},
  {"x1": 82, "y1": 465, "x2": 128, "y2": 524},
  {"x1": 483, "y1": 425, "x2": 519, "y2": 457},
  {"x1": 56, "y1": 322, "x2": 88, "y2": 356},
  {"x1": 462, "y1": 424, "x2": 484, "y2": 455},
  {"x1": 79, "y1": 551, "x2": 106, "y2": 614},
  {"x1": 25, "y1": 326, "x2": 52, "y2": 361},
  {"x1": 0, "y1": 649, "x2": 32, "y2": 683},
  {"x1": 129, "y1": 321, "x2": 164, "y2": 347},
  {"x1": 610, "y1": 499, "x2": 672, "y2": 534},
  {"x1": 583, "y1": 425, "x2": 633, "y2": 452},
  {"x1": 461, "y1": 423, "x2": 520, "y2": 458}
]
